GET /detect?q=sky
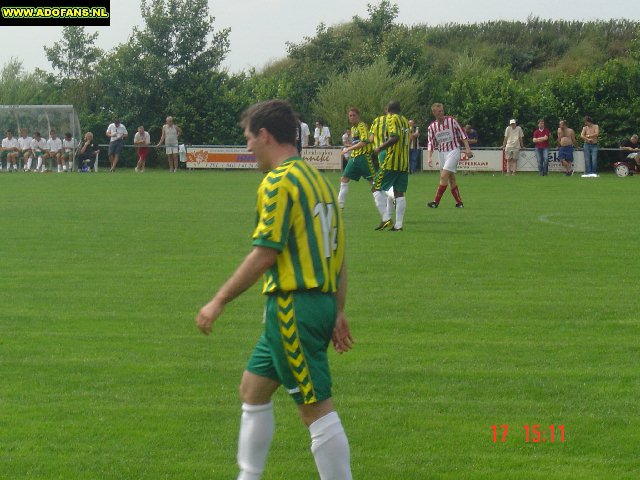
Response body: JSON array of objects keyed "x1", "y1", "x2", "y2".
[{"x1": 1, "y1": 0, "x2": 639, "y2": 75}]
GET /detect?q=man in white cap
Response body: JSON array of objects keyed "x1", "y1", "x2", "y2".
[{"x1": 501, "y1": 119, "x2": 524, "y2": 175}]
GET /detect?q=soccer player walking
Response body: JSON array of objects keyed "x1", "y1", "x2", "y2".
[
  {"x1": 338, "y1": 107, "x2": 375, "y2": 209},
  {"x1": 372, "y1": 100, "x2": 410, "y2": 231},
  {"x1": 196, "y1": 99, "x2": 354, "y2": 480},
  {"x1": 427, "y1": 103, "x2": 471, "y2": 209}
]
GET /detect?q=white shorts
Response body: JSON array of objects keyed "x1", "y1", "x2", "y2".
[
  {"x1": 165, "y1": 145, "x2": 179, "y2": 155},
  {"x1": 441, "y1": 148, "x2": 461, "y2": 173}
]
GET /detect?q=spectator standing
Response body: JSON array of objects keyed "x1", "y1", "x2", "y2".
[
  {"x1": 134, "y1": 126, "x2": 151, "y2": 173},
  {"x1": 157, "y1": 116, "x2": 182, "y2": 173},
  {"x1": 314, "y1": 120, "x2": 331, "y2": 147},
  {"x1": 502, "y1": 119, "x2": 524, "y2": 175},
  {"x1": 300, "y1": 120, "x2": 310, "y2": 148},
  {"x1": 464, "y1": 124, "x2": 478, "y2": 148},
  {"x1": 533, "y1": 119, "x2": 551, "y2": 176},
  {"x1": 409, "y1": 119, "x2": 420, "y2": 173},
  {"x1": 106, "y1": 118, "x2": 128, "y2": 172},
  {"x1": 341, "y1": 128, "x2": 352, "y2": 148},
  {"x1": 557, "y1": 120, "x2": 577, "y2": 176},
  {"x1": 580, "y1": 116, "x2": 600, "y2": 177}
]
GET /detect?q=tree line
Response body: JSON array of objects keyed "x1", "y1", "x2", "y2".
[{"x1": 2, "y1": 0, "x2": 640, "y2": 166}]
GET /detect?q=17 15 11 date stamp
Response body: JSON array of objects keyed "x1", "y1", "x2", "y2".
[{"x1": 491, "y1": 424, "x2": 565, "y2": 443}]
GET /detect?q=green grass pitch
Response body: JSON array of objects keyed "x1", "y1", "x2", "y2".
[{"x1": 1, "y1": 169, "x2": 638, "y2": 479}]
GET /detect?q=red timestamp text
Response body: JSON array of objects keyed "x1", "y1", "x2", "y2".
[{"x1": 491, "y1": 424, "x2": 566, "y2": 443}]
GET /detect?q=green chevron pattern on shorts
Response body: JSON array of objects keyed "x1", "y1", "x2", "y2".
[{"x1": 277, "y1": 292, "x2": 316, "y2": 404}]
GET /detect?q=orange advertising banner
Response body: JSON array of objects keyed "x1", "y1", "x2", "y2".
[
  {"x1": 185, "y1": 146, "x2": 342, "y2": 170},
  {"x1": 186, "y1": 147, "x2": 256, "y2": 169}
]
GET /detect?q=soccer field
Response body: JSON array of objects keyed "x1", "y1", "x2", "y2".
[{"x1": 1, "y1": 170, "x2": 638, "y2": 479}]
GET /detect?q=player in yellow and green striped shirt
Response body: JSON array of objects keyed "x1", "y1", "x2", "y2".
[
  {"x1": 373, "y1": 100, "x2": 410, "y2": 231},
  {"x1": 337, "y1": 107, "x2": 377, "y2": 210},
  {"x1": 369, "y1": 110, "x2": 388, "y2": 167},
  {"x1": 196, "y1": 99, "x2": 354, "y2": 480},
  {"x1": 369, "y1": 108, "x2": 398, "y2": 230}
]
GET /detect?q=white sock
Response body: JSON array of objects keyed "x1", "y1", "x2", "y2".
[
  {"x1": 63, "y1": 165, "x2": 67, "y2": 171},
  {"x1": 237, "y1": 402, "x2": 274, "y2": 480},
  {"x1": 385, "y1": 193, "x2": 395, "y2": 221},
  {"x1": 395, "y1": 197, "x2": 407, "y2": 229},
  {"x1": 36, "y1": 157, "x2": 43, "y2": 170},
  {"x1": 26, "y1": 158, "x2": 32, "y2": 170},
  {"x1": 309, "y1": 411, "x2": 352, "y2": 480},
  {"x1": 337, "y1": 182, "x2": 349, "y2": 209},
  {"x1": 373, "y1": 191, "x2": 387, "y2": 218}
]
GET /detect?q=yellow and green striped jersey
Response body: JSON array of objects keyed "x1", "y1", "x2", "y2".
[
  {"x1": 369, "y1": 115, "x2": 388, "y2": 149},
  {"x1": 382, "y1": 113, "x2": 410, "y2": 172},
  {"x1": 350, "y1": 121, "x2": 372, "y2": 157},
  {"x1": 252, "y1": 157, "x2": 345, "y2": 294}
]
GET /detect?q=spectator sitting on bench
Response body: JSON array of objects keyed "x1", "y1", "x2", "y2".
[{"x1": 77, "y1": 132, "x2": 100, "y2": 172}]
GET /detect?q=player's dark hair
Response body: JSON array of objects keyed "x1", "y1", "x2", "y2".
[
  {"x1": 387, "y1": 100, "x2": 401, "y2": 114},
  {"x1": 241, "y1": 100, "x2": 297, "y2": 146},
  {"x1": 584, "y1": 116, "x2": 594, "y2": 124},
  {"x1": 348, "y1": 107, "x2": 359, "y2": 115}
]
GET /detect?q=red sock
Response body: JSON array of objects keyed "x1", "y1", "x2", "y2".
[
  {"x1": 451, "y1": 186, "x2": 462, "y2": 203},
  {"x1": 434, "y1": 184, "x2": 447, "y2": 203}
]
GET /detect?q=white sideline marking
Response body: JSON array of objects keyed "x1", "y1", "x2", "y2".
[{"x1": 538, "y1": 214, "x2": 575, "y2": 228}]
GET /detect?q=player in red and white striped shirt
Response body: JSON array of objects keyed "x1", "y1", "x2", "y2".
[{"x1": 426, "y1": 103, "x2": 471, "y2": 208}]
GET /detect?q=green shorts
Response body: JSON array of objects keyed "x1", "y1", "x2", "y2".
[
  {"x1": 1, "y1": 150, "x2": 16, "y2": 161},
  {"x1": 372, "y1": 150, "x2": 386, "y2": 171},
  {"x1": 373, "y1": 168, "x2": 409, "y2": 193},
  {"x1": 247, "y1": 290, "x2": 337, "y2": 405},
  {"x1": 342, "y1": 153, "x2": 374, "y2": 181}
]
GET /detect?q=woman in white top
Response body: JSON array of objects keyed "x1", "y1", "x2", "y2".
[{"x1": 157, "y1": 116, "x2": 182, "y2": 172}]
